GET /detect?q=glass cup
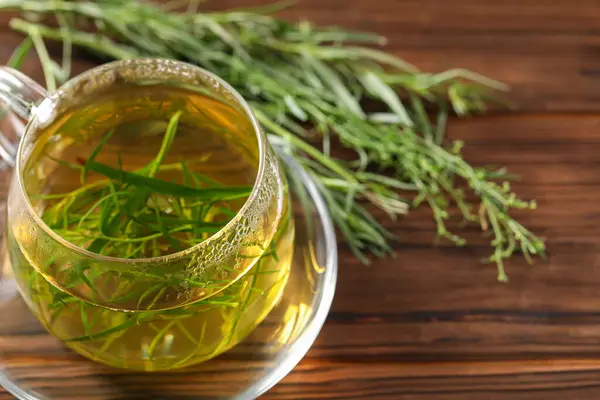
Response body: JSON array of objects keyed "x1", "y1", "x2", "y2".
[{"x1": 0, "y1": 59, "x2": 294, "y2": 371}]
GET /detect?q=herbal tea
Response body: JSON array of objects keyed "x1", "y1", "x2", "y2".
[{"x1": 8, "y1": 83, "x2": 294, "y2": 371}]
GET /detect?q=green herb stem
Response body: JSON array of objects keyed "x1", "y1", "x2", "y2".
[{"x1": 2, "y1": 0, "x2": 546, "y2": 280}]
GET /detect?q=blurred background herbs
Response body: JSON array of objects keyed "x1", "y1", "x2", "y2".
[{"x1": 0, "y1": 0, "x2": 545, "y2": 281}]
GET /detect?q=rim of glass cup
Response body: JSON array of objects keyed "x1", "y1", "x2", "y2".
[{"x1": 15, "y1": 59, "x2": 272, "y2": 265}]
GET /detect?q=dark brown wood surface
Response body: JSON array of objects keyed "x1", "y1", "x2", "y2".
[{"x1": 3, "y1": 0, "x2": 600, "y2": 398}]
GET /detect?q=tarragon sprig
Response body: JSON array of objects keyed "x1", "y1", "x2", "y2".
[{"x1": 0, "y1": 0, "x2": 545, "y2": 280}]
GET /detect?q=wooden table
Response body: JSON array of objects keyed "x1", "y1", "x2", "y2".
[{"x1": 2, "y1": 0, "x2": 600, "y2": 398}]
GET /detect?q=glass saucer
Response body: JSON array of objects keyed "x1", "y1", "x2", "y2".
[{"x1": 0, "y1": 146, "x2": 338, "y2": 400}]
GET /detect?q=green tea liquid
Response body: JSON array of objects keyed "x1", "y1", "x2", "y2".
[{"x1": 8, "y1": 85, "x2": 293, "y2": 370}]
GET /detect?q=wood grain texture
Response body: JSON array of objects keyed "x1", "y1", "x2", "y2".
[{"x1": 2, "y1": 0, "x2": 600, "y2": 399}]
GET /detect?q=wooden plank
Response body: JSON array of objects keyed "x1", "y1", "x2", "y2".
[{"x1": 264, "y1": 359, "x2": 600, "y2": 399}]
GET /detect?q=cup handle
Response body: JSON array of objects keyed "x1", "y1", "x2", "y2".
[
  {"x1": 0, "y1": 66, "x2": 48, "y2": 168},
  {"x1": 0, "y1": 67, "x2": 47, "y2": 299}
]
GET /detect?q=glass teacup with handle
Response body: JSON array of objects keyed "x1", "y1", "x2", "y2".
[{"x1": 0, "y1": 59, "x2": 294, "y2": 371}]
